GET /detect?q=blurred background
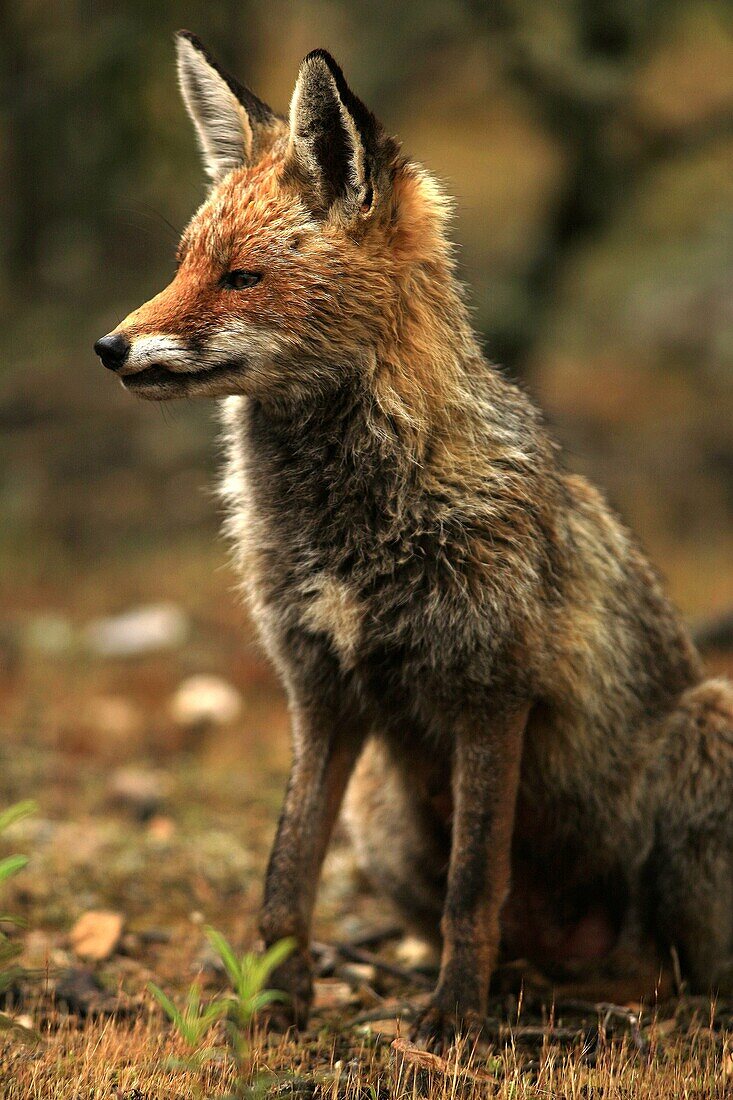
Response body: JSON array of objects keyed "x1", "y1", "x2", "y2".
[{"x1": 0, "y1": 0, "x2": 731, "y2": 977}]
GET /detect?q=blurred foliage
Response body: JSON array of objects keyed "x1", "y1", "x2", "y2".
[
  {"x1": 0, "y1": 799, "x2": 37, "y2": 1040},
  {"x1": 0, "y1": 0, "x2": 731, "y2": 600}
]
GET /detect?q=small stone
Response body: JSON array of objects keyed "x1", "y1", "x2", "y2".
[
  {"x1": 84, "y1": 603, "x2": 189, "y2": 659},
  {"x1": 70, "y1": 911, "x2": 124, "y2": 961},
  {"x1": 394, "y1": 935, "x2": 439, "y2": 971},
  {"x1": 169, "y1": 674, "x2": 243, "y2": 730},
  {"x1": 312, "y1": 979, "x2": 356, "y2": 1011},
  {"x1": 54, "y1": 967, "x2": 132, "y2": 1017},
  {"x1": 193, "y1": 941, "x2": 226, "y2": 975},
  {"x1": 108, "y1": 767, "x2": 169, "y2": 820},
  {"x1": 312, "y1": 942, "x2": 339, "y2": 976},
  {"x1": 146, "y1": 814, "x2": 176, "y2": 843},
  {"x1": 115, "y1": 956, "x2": 151, "y2": 978},
  {"x1": 337, "y1": 962, "x2": 377, "y2": 987},
  {"x1": 120, "y1": 932, "x2": 142, "y2": 956},
  {"x1": 139, "y1": 928, "x2": 171, "y2": 945},
  {"x1": 357, "y1": 1017, "x2": 401, "y2": 1038}
]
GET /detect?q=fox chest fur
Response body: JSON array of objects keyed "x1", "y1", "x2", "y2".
[
  {"x1": 220, "y1": 390, "x2": 552, "y2": 734},
  {"x1": 220, "y1": 385, "x2": 699, "y2": 871}
]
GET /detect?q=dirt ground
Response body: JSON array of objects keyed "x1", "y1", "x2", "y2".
[{"x1": 0, "y1": 541, "x2": 732, "y2": 1099}]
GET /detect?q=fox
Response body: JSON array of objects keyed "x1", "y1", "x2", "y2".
[{"x1": 95, "y1": 32, "x2": 733, "y2": 1048}]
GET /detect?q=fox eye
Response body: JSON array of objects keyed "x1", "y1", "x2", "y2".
[{"x1": 222, "y1": 270, "x2": 262, "y2": 290}]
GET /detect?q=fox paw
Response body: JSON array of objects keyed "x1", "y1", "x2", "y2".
[
  {"x1": 257, "y1": 1000, "x2": 301, "y2": 1036},
  {"x1": 410, "y1": 1004, "x2": 484, "y2": 1053},
  {"x1": 257, "y1": 950, "x2": 313, "y2": 1034}
]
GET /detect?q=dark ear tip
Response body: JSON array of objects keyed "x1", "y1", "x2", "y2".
[
  {"x1": 301, "y1": 48, "x2": 345, "y2": 82},
  {"x1": 176, "y1": 29, "x2": 204, "y2": 50},
  {"x1": 303, "y1": 48, "x2": 338, "y2": 65}
]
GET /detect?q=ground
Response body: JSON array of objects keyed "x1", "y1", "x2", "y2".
[{"x1": 0, "y1": 541, "x2": 732, "y2": 1099}]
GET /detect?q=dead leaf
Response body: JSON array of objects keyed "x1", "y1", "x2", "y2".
[{"x1": 391, "y1": 1037, "x2": 498, "y2": 1083}]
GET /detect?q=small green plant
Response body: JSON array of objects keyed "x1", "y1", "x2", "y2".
[
  {"x1": 148, "y1": 979, "x2": 229, "y2": 1067},
  {"x1": 0, "y1": 799, "x2": 38, "y2": 1038},
  {"x1": 205, "y1": 929, "x2": 295, "y2": 1057},
  {"x1": 148, "y1": 931, "x2": 294, "y2": 1073}
]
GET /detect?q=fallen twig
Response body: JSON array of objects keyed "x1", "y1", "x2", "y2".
[
  {"x1": 311, "y1": 941, "x2": 433, "y2": 990},
  {"x1": 350, "y1": 1001, "x2": 417, "y2": 1025},
  {"x1": 555, "y1": 997, "x2": 649, "y2": 1057},
  {"x1": 557, "y1": 998, "x2": 639, "y2": 1022},
  {"x1": 491, "y1": 1022, "x2": 586, "y2": 1044},
  {"x1": 342, "y1": 924, "x2": 402, "y2": 950}
]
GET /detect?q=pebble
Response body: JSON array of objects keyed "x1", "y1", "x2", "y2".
[
  {"x1": 108, "y1": 767, "x2": 169, "y2": 820},
  {"x1": 54, "y1": 967, "x2": 130, "y2": 1016},
  {"x1": 193, "y1": 941, "x2": 226, "y2": 975},
  {"x1": 12, "y1": 1014, "x2": 35, "y2": 1031},
  {"x1": 337, "y1": 962, "x2": 378, "y2": 986},
  {"x1": 70, "y1": 910, "x2": 124, "y2": 961},
  {"x1": 394, "y1": 934, "x2": 439, "y2": 970},
  {"x1": 169, "y1": 674, "x2": 243, "y2": 729},
  {"x1": 120, "y1": 932, "x2": 142, "y2": 956},
  {"x1": 357, "y1": 1016, "x2": 401, "y2": 1038},
  {"x1": 84, "y1": 603, "x2": 189, "y2": 658},
  {"x1": 312, "y1": 979, "x2": 356, "y2": 1010},
  {"x1": 146, "y1": 814, "x2": 176, "y2": 843}
]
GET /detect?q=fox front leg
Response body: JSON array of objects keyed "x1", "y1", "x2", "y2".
[
  {"x1": 412, "y1": 704, "x2": 529, "y2": 1050},
  {"x1": 258, "y1": 695, "x2": 366, "y2": 1031}
]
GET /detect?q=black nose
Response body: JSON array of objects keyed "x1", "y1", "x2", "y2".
[{"x1": 94, "y1": 333, "x2": 130, "y2": 372}]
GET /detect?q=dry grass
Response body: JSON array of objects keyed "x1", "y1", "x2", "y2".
[
  {"x1": 2, "y1": 1004, "x2": 733, "y2": 1099},
  {"x1": 0, "y1": 543, "x2": 731, "y2": 1099}
]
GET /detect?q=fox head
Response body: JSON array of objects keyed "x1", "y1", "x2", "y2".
[{"x1": 95, "y1": 33, "x2": 457, "y2": 409}]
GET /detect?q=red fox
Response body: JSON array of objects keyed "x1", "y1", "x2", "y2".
[{"x1": 95, "y1": 33, "x2": 733, "y2": 1048}]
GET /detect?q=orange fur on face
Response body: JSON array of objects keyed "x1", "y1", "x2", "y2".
[
  {"x1": 113, "y1": 132, "x2": 480, "y2": 417},
  {"x1": 124, "y1": 151, "x2": 317, "y2": 343}
]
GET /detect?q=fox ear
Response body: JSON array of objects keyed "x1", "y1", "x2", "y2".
[
  {"x1": 175, "y1": 31, "x2": 278, "y2": 182},
  {"x1": 286, "y1": 50, "x2": 388, "y2": 217}
]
